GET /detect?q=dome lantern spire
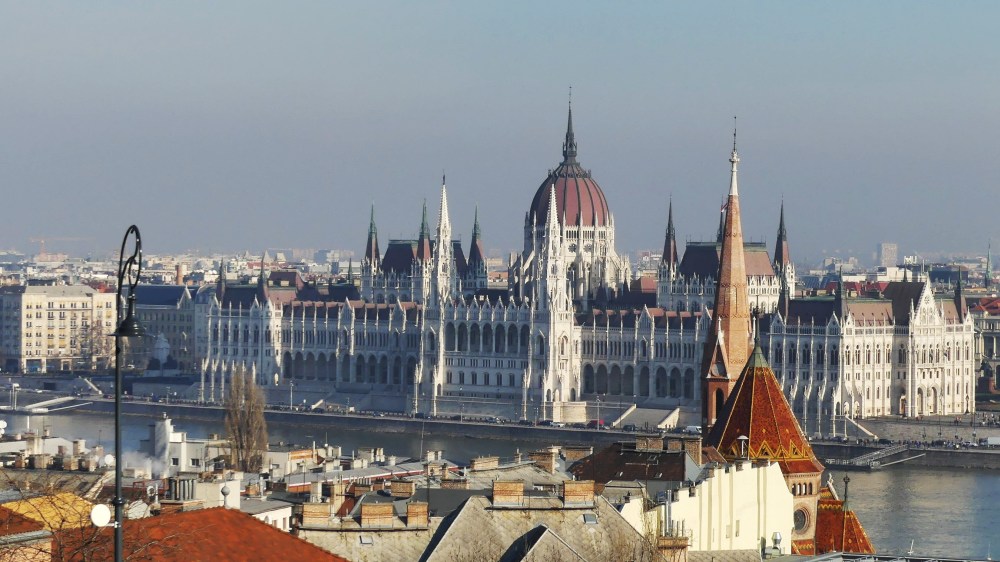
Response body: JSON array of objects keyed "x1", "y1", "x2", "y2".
[{"x1": 562, "y1": 90, "x2": 577, "y2": 163}]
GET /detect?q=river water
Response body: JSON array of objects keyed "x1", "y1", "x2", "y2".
[{"x1": 3, "y1": 411, "x2": 995, "y2": 558}]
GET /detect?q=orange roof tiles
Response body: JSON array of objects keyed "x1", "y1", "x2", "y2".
[
  {"x1": 59, "y1": 507, "x2": 347, "y2": 562},
  {"x1": 705, "y1": 343, "x2": 825, "y2": 476},
  {"x1": 0, "y1": 505, "x2": 46, "y2": 536},
  {"x1": 815, "y1": 493, "x2": 876, "y2": 554}
]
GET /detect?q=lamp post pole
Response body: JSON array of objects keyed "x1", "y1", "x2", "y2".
[{"x1": 113, "y1": 225, "x2": 145, "y2": 562}]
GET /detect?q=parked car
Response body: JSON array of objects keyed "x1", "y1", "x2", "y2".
[
  {"x1": 622, "y1": 424, "x2": 638, "y2": 432},
  {"x1": 586, "y1": 419, "x2": 607, "y2": 430},
  {"x1": 518, "y1": 419, "x2": 534, "y2": 426}
]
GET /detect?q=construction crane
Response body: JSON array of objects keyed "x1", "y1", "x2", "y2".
[{"x1": 29, "y1": 237, "x2": 92, "y2": 258}]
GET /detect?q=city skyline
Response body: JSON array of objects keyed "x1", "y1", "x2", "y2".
[{"x1": 2, "y1": 3, "x2": 998, "y2": 263}]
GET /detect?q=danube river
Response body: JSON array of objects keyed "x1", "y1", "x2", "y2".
[{"x1": 4, "y1": 411, "x2": 995, "y2": 558}]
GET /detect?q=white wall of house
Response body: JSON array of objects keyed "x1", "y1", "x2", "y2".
[{"x1": 662, "y1": 460, "x2": 792, "y2": 551}]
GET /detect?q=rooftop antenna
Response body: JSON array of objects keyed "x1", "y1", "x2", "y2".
[{"x1": 907, "y1": 538, "x2": 915, "y2": 556}]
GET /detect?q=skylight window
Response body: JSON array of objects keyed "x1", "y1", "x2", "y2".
[
  {"x1": 359, "y1": 536, "x2": 374, "y2": 546},
  {"x1": 582, "y1": 513, "x2": 598, "y2": 525}
]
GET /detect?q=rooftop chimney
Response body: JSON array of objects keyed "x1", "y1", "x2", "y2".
[
  {"x1": 491, "y1": 480, "x2": 525, "y2": 507},
  {"x1": 360, "y1": 503, "x2": 394, "y2": 529},
  {"x1": 406, "y1": 501, "x2": 429, "y2": 527},
  {"x1": 562, "y1": 480, "x2": 595, "y2": 506}
]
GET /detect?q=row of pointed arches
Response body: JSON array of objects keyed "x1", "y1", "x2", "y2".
[
  {"x1": 281, "y1": 351, "x2": 418, "y2": 386},
  {"x1": 581, "y1": 364, "x2": 697, "y2": 399},
  {"x1": 444, "y1": 322, "x2": 540, "y2": 355}
]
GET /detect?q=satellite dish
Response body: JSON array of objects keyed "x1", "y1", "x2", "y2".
[
  {"x1": 90, "y1": 504, "x2": 111, "y2": 527},
  {"x1": 0, "y1": 420, "x2": 8, "y2": 429},
  {"x1": 103, "y1": 454, "x2": 115, "y2": 467}
]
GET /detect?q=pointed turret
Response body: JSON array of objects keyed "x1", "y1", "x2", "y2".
[
  {"x1": 416, "y1": 199, "x2": 432, "y2": 261},
  {"x1": 256, "y1": 252, "x2": 269, "y2": 302},
  {"x1": 716, "y1": 197, "x2": 726, "y2": 243},
  {"x1": 467, "y1": 206, "x2": 487, "y2": 276},
  {"x1": 364, "y1": 204, "x2": 380, "y2": 270},
  {"x1": 662, "y1": 199, "x2": 678, "y2": 268},
  {"x1": 774, "y1": 200, "x2": 791, "y2": 268},
  {"x1": 701, "y1": 130, "x2": 752, "y2": 430},
  {"x1": 433, "y1": 175, "x2": 454, "y2": 305}
]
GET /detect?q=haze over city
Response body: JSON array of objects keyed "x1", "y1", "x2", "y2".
[{"x1": 2, "y1": 2, "x2": 998, "y2": 262}]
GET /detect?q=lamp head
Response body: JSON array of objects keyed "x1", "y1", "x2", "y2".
[{"x1": 113, "y1": 294, "x2": 146, "y2": 338}]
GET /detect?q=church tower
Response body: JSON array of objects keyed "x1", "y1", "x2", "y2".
[{"x1": 701, "y1": 131, "x2": 752, "y2": 430}]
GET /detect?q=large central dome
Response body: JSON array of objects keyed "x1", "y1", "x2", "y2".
[{"x1": 528, "y1": 106, "x2": 611, "y2": 228}]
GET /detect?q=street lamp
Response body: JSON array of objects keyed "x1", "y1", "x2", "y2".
[
  {"x1": 289, "y1": 381, "x2": 295, "y2": 410},
  {"x1": 110, "y1": 225, "x2": 145, "y2": 562}
]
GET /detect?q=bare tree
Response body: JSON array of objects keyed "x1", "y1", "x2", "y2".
[
  {"x1": 0, "y1": 470, "x2": 169, "y2": 562},
  {"x1": 78, "y1": 318, "x2": 114, "y2": 373},
  {"x1": 224, "y1": 365, "x2": 268, "y2": 473}
]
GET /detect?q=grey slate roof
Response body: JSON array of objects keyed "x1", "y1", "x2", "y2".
[
  {"x1": 298, "y1": 519, "x2": 443, "y2": 562},
  {"x1": 419, "y1": 495, "x2": 652, "y2": 562},
  {"x1": 133, "y1": 285, "x2": 190, "y2": 307},
  {"x1": 497, "y1": 524, "x2": 587, "y2": 562}
]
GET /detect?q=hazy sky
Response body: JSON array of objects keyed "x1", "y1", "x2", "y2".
[{"x1": 2, "y1": 2, "x2": 998, "y2": 265}]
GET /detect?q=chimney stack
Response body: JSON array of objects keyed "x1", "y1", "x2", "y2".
[
  {"x1": 491, "y1": 480, "x2": 525, "y2": 507},
  {"x1": 406, "y1": 501, "x2": 428, "y2": 527}
]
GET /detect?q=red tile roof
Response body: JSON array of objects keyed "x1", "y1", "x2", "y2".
[
  {"x1": 0, "y1": 505, "x2": 46, "y2": 536},
  {"x1": 815, "y1": 492, "x2": 876, "y2": 554},
  {"x1": 58, "y1": 507, "x2": 347, "y2": 562},
  {"x1": 705, "y1": 343, "x2": 825, "y2": 476}
]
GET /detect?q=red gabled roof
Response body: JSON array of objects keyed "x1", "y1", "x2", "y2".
[
  {"x1": 705, "y1": 342, "x2": 825, "y2": 476},
  {"x1": 58, "y1": 507, "x2": 347, "y2": 562}
]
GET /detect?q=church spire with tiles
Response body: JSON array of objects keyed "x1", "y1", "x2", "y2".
[{"x1": 701, "y1": 126, "x2": 752, "y2": 430}]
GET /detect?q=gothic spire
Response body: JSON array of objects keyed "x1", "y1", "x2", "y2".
[
  {"x1": 468, "y1": 205, "x2": 486, "y2": 276},
  {"x1": 662, "y1": 198, "x2": 678, "y2": 268},
  {"x1": 562, "y1": 95, "x2": 578, "y2": 163},
  {"x1": 702, "y1": 130, "x2": 752, "y2": 430},
  {"x1": 257, "y1": 252, "x2": 269, "y2": 300},
  {"x1": 774, "y1": 199, "x2": 791, "y2": 267},
  {"x1": 416, "y1": 199, "x2": 432, "y2": 261},
  {"x1": 364, "y1": 203, "x2": 380, "y2": 268},
  {"x1": 716, "y1": 197, "x2": 726, "y2": 244},
  {"x1": 436, "y1": 174, "x2": 451, "y2": 242}
]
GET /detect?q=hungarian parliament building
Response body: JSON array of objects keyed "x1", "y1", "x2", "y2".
[{"x1": 197, "y1": 106, "x2": 977, "y2": 430}]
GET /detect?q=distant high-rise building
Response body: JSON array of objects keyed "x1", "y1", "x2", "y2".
[{"x1": 878, "y1": 242, "x2": 898, "y2": 268}]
